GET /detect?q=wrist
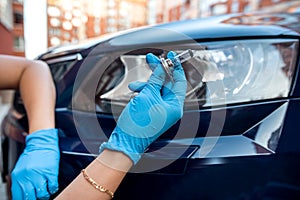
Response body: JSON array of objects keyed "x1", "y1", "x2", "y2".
[
  {"x1": 29, "y1": 125, "x2": 55, "y2": 134},
  {"x1": 99, "y1": 141, "x2": 141, "y2": 165},
  {"x1": 99, "y1": 126, "x2": 146, "y2": 165},
  {"x1": 25, "y1": 128, "x2": 59, "y2": 149},
  {"x1": 97, "y1": 149, "x2": 133, "y2": 172}
]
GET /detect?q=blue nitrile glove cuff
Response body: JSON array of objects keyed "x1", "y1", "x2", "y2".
[
  {"x1": 25, "y1": 128, "x2": 59, "y2": 151},
  {"x1": 99, "y1": 126, "x2": 143, "y2": 165}
]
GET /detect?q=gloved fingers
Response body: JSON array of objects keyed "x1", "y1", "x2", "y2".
[
  {"x1": 145, "y1": 53, "x2": 166, "y2": 91},
  {"x1": 160, "y1": 79, "x2": 173, "y2": 97},
  {"x1": 21, "y1": 181, "x2": 36, "y2": 200},
  {"x1": 167, "y1": 51, "x2": 186, "y2": 82},
  {"x1": 128, "y1": 81, "x2": 147, "y2": 92},
  {"x1": 166, "y1": 51, "x2": 187, "y2": 104},
  {"x1": 12, "y1": 181, "x2": 36, "y2": 200},
  {"x1": 33, "y1": 177, "x2": 50, "y2": 200},
  {"x1": 47, "y1": 174, "x2": 59, "y2": 195},
  {"x1": 128, "y1": 80, "x2": 173, "y2": 99},
  {"x1": 130, "y1": 53, "x2": 161, "y2": 93},
  {"x1": 128, "y1": 53, "x2": 161, "y2": 93},
  {"x1": 145, "y1": 52, "x2": 161, "y2": 71},
  {"x1": 11, "y1": 180, "x2": 24, "y2": 200}
]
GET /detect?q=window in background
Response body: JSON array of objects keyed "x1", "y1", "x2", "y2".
[
  {"x1": 13, "y1": 12, "x2": 23, "y2": 24},
  {"x1": 13, "y1": 36, "x2": 25, "y2": 51}
]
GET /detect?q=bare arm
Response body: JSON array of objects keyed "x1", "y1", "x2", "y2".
[
  {"x1": 55, "y1": 150, "x2": 133, "y2": 200},
  {"x1": 0, "y1": 54, "x2": 56, "y2": 133}
]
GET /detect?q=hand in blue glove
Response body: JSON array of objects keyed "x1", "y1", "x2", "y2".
[
  {"x1": 100, "y1": 51, "x2": 187, "y2": 164},
  {"x1": 11, "y1": 128, "x2": 60, "y2": 200}
]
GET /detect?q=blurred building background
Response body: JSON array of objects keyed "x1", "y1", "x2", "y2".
[
  {"x1": 45, "y1": 0, "x2": 198, "y2": 47},
  {"x1": 0, "y1": 0, "x2": 300, "y2": 56},
  {"x1": 0, "y1": 0, "x2": 24, "y2": 57},
  {"x1": 1, "y1": 0, "x2": 300, "y2": 58}
]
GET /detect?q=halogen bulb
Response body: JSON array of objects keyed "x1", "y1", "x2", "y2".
[{"x1": 160, "y1": 49, "x2": 194, "y2": 82}]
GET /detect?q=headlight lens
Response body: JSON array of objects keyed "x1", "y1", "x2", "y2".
[
  {"x1": 184, "y1": 39, "x2": 298, "y2": 106},
  {"x1": 91, "y1": 39, "x2": 298, "y2": 113}
]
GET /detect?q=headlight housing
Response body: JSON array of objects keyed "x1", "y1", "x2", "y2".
[{"x1": 74, "y1": 39, "x2": 298, "y2": 113}]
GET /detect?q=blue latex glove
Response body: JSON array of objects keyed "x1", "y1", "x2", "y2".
[
  {"x1": 11, "y1": 128, "x2": 60, "y2": 200},
  {"x1": 100, "y1": 51, "x2": 187, "y2": 164}
]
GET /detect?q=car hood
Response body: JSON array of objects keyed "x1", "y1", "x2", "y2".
[{"x1": 40, "y1": 12, "x2": 300, "y2": 59}]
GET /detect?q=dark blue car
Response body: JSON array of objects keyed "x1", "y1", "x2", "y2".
[{"x1": 2, "y1": 12, "x2": 300, "y2": 199}]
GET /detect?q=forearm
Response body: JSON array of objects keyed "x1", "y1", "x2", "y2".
[
  {"x1": 19, "y1": 60, "x2": 56, "y2": 133},
  {"x1": 55, "y1": 149, "x2": 133, "y2": 200},
  {"x1": 0, "y1": 55, "x2": 56, "y2": 133}
]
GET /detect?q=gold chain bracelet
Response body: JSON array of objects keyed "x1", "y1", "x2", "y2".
[{"x1": 81, "y1": 169, "x2": 114, "y2": 199}]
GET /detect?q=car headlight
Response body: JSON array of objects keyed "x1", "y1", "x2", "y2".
[{"x1": 75, "y1": 39, "x2": 298, "y2": 113}]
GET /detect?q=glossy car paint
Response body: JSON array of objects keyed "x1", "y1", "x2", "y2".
[{"x1": 1, "y1": 12, "x2": 300, "y2": 199}]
